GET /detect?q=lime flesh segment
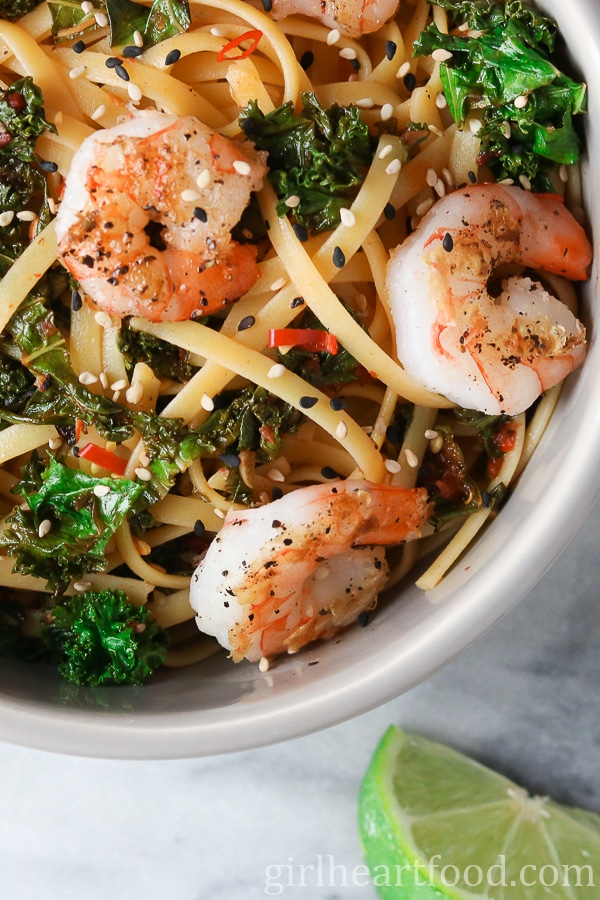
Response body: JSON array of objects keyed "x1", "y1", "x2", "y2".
[{"x1": 358, "y1": 727, "x2": 600, "y2": 899}]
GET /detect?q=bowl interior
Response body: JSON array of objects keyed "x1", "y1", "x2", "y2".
[{"x1": 1, "y1": 0, "x2": 600, "y2": 758}]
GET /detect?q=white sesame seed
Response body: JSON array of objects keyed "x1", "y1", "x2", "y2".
[
  {"x1": 73, "y1": 581, "x2": 92, "y2": 592},
  {"x1": 95, "y1": 311, "x2": 113, "y2": 328},
  {"x1": 48, "y1": 437, "x2": 63, "y2": 450},
  {"x1": 519, "y1": 174, "x2": 532, "y2": 191},
  {"x1": 499, "y1": 177, "x2": 515, "y2": 185},
  {"x1": 91, "y1": 104, "x2": 106, "y2": 121},
  {"x1": 267, "y1": 468, "x2": 285, "y2": 483},
  {"x1": 435, "y1": 92, "x2": 447, "y2": 109},
  {"x1": 356, "y1": 98, "x2": 375, "y2": 109},
  {"x1": 128, "y1": 82, "x2": 143, "y2": 103},
  {"x1": 214, "y1": 507, "x2": 226, "y2": 519},
  {"x1": 380, "y1": 103, "x2": 394, "y2": 122},
  {"x1": 559, "y1": 164, "x2": 569, "y2": 183},
  {"x1": 373, "y1": 415, "x2": 386, "y2": 437},
  {"x1": 396, "y1": 61, "x2": 410, "y2": 79},
  {"x1": 139, "y1": 451, "x2": 150, "y2": 467},
  {"x1": 335, "y1": 421, "x2": 348, "y2": 440},
  {"x1": 501, "y1": 121, "x2": 511, "y2": 139},
  {"x1": 38, "y1": 519, "x2": 52, "y2": 539},
  {"x1": 428, "y1": 124, "x2": 443, "y2": 136},
  {"x1": 442, "y1": 167, "x2": 453, "y2": 186},
  {"x1": 126, "y1": 382, "x2": 144, "y2": 404},
  {"x1": 197, "y1": 168, "x2": 211, "y2": 189},
  {"x1": 93, "y1": 484, "x2": 112, "y2": 497},
  {"x1": 112, "y1": 391, "x2": 121, "y2": 403},
  {"x1": 99, "y1": 372, "x2": 109, "y2": 389},
  {"x1": 326, "y1": 28, "x2": 341, "y2": 45},
  {"x1": 201, "y1": 393, "x2": 214, "y2": 411},
  {"x1": 258, "y1": 656, "x2": 270, "y2": 672},
  {"x1": 339, "y1": 47, "x2": 357, "y2": 60},
  {"x1": 426, "y1": 167, "x2": 438, "y2": 187},
  {"x1": 233, "y1": 160, "x2": 252, "y2": 176},
  {"x1": 435, "y1": 177, "x2": 446, "y2": 198},
  {"x1": 268, "y1": 363, "x2": 286, "y2": 378},
  {"x1": 94, "y1": 10, "x2": 108, "y2": 25},
  {"x1": 78, "y1": 371, "x2": 98, "y2": 385},
  {"x1": 16, "y1": 210, "x2": 36, "y2": 221},
  {"x1": 270, "y1": 278, "x2": 286, "y2": 292},
  {"x1": 133, "y1": 30, "x2": 144, "y2": 47},
  {"x1": 81, "y1": 1, "x2": 93, "y2": 12},
  {"x1": 340, "y1": 207, "x2": 356, "y2": 227},
  {"x1": 385, "y1": 158, "x2": 402, "y2": 176},
  {"x1": 384, "y1": 458, "x2": 402, "y2": 474},
  {"x1": 284, "y1": 194, "x2": 301, "y2": 208},
  {"x1": 405, "y1": 448, "x2": 419, "y2": 468},
  {"x1": 424, "y1": 429, "x2": 439, "y2": 440},
  {"x1": 47, "y1": 197, "x2": 58, "y2": 215},
  {"x1": 468, "y1": 118, "x2": 483, "y2": 134},
  {"x1": 362, "y1": 425, "x2": 373, "y2": 434},
  {"x1": 432, "y1": 48, "x2": 453, "y2": 62},
  {"x1": 416, "y1": 198, "x2": 434, "y2": 217},
  {"x1": 110, "y1": 378, "x2": 128, "y2": 391},
  {"x1": 134, "y1": 467, "x2": 152, "y2": 482},
  {"x1": 378, "y1": 144, "x2": 393, "y2": 160},
  {"x1": 0, "y1": 211, "x2": 14, "y2": 227},
  {"x1": 514, "y1": 94, "x2": 528, "y2": 109},
  {"x1": 69, "y1": 65, "x2": 86, "y2": 80},
  {"x1": 355, "y1": 292, "x2": 368, "y2": 313},
  {"x1": 181, "y1": 188, "x2": 202, "y2": 203}
]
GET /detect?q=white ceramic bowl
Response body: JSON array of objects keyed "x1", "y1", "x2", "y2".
[{"x1": 1, "y1": 0, "x2": 599, "y2": 759}]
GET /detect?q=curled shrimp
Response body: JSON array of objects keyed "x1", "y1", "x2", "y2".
[
  {"x1": 269, "y1": 0, "x2": 400, "y2": 38},
  {"x1": 387, "y1": 184, "x2": 592, "y2": 416},
  {"x1": 190, "y1": 480, "x2": 431, "y2": 662},
  {"x1": 55, "y1": 110, "x2": 267, "y2": 322}
]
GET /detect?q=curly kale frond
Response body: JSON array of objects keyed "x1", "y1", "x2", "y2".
[
  {"x1": 0, "y1": 0, "x2": 39, "y2": 19},
  {"x1": 118, "y1": 320, "x2": 197, "y2": 383},
  {"x1": 40, "y1": 590, "x2": 169, "y2": 685}
]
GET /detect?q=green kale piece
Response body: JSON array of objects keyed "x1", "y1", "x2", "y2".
[
  {"x1": 413, "y1": 1, "x2": 586, "y2": 190},
  {"x1": 453, "y1": 406, "x2": 505, "y2": 458},
  {"x1": 0, "y1": 0, "x2": 39, "y2": 18},
  {"x1": 277, "y1": 309, "x2": 359, "y2": 389},
  {"x1": 241, "y1": 92, "x2": 372, "y2": 233},
  {"x1": 179, "y1": 386, "x2": 302, "y2": 464},
  {"x1": 0, "y1": 352, "x2": 36, "y2": 419},
  {"x1": 0, "y1": 455, "x2": 144, "y2": 593},
  {"x1": 49, "y1": 0, "x2": 190, "y2": 48},
  {"x1": 41, "y1": 590, "x2": 169, "y2": 685},
  {"x1": 118, "y1": 319, "x2": 197, "y2": 383}
]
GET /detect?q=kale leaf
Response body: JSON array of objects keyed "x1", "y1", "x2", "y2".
[
  {"x1": 0, "y1": 0, "x2": 39, "y2": 18},
  {"x1": 241, "y1": 92, "x2": 372, "y2": 233},
  {"x1": 0, "y1": 455, "x2": 144, "y2": 593},
  {"x1": 40, "y1": 590, "x2": 168, "y2": 685},
  {"x1": 49, "y1": 0, "x2": 190, "y2": 48},
  {"x1": 413, "y1": 0, "x2": 586, "y2": 190},
  {"x1": 118, "y1": 319, "x2": 197, "y2": 383},
  {"x1": 277, "y1": 309, "x2": 360, "y2": 389}
]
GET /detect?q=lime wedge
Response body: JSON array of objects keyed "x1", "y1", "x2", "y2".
[{"x1": 359, "y1": 727, "x2": 600, "y2": 899}]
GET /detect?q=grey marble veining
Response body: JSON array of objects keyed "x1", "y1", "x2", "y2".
[{"x1": 1, "y1": 499, "x2": 600, "y2": 900}]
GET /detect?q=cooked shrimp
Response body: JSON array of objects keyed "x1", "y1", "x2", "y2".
[
  {"x1": 190, "y1": 479, "x2": 431, "y2": 662},
  {"x1": 387, "y1": 184, "x2": 592, "y2": 416},
  {"x1": 55, "y1": 110, "x2": 267, "y2": 322},
  {"x1": 269, "y1": 0, "x2": 399, "y2": 38}
]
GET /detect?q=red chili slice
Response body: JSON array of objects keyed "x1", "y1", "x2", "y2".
[
  {"x1": 216, "y1": 29, "x2": 263, "y2": 63},
  {"x1": 78, "y1": 442, "x2": 128, "y2": 476},
  {"x1": 268, "y1": 328, "x2": 339, "y2": 355}
]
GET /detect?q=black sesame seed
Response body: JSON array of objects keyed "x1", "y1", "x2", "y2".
[
  {"x1": 193, "y1": 519, "x2": 206, "y2": 537},
  {"x1": 261, "y1": 0, "x2": 273, "y2": 9},
  {"x1": 283, "y1": 538, "x2": 293, "y2": 546},
  {"x1": 350, "y1": 58, "x2": 360, "y2": 70},
  {"x1": 406, "y1": 215, "x2": 413, "y2": 235},
  {"x1": 403, "y1": 72, "x2": 416, "y2": 92},
  {"x1": 72, "y1": 445, "x2": 80, "y2": 457},
  {"x1": 165, "y1": 48, "x2": 181, "y2": 66},
  {"x1": 385, "y1": 40, "x2": 397, "y2": 61},
  {"x1": 383, "y1": 202, "x2": 396, "y2": 220},
  {"x1": 72, "y1": 40, "x2": 85, "y2": 54},
  {"x1": 115, "y1": 64, "x2": 130, "y2": 82},
  {"x1": 481, "y1": 491, "x2": 490, "y2": 509},
  {"x1": 237, "y1": 315, "x2": 255, "y2": 331},
  {"x1": 329, "y1": 397, "x2": 346, "y2": 411},
  {"x1": 321, "y1": 466, "x2": 339, "y2": 480},
  {"x1": 467, "y1": 170, "x2": 477, "y2": 184},
  {"x1": 293, "y1": 222, "x2": 308, "y2": 242},
  {"x1": 357, "y1": 612, "x2": 370, "y2": 627},
  {"x1": 271, "y1": 519, "x2": 282, "y2": 528},
  {"x1": 272, "y1": 487, "x2": 283, "y2": 500},
  {"x1": 300, "y1": 50, "x2": 314, "y2": 70},
  {"x1": 291, "y1": 296, "x2": 304, "y2": 308},
  {"x1": 219, "y1": 452, "x2": 240, "y2": 468},
  {"x1": 122, "y1": 45, "x2": 143, "y2": 58},
  {"x1": 442, "y1": 232, "x2": 454, "y2": 252},
  {"x1": 39, "y1": 159, "x2": 58, "y2": 173},
  {"x1": 107, "y1": 276, "x2": 119, "y2": 285},
  {"x1": 193, "y1": 207, "x2": 207, "y2": 222},
  {"x1": 71, "y1": 290, "x2": 82, "y2": 312},
  {"x1": 300, "y1": 396, "x2": 318, "y2": 409},
  {"x1": 308, "y1": 660, "x2": 319, "y2": 666},
  {"x1": 332, "y1": 246, "x2": 345, "y2": 268},
  {"x1": 105, "y1": 57, "x2": 119, "y2": 68}
]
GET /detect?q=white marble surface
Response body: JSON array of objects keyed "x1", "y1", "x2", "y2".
[{"x1": 1, "y1": 499, "x2": 600, "y2": 900}]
